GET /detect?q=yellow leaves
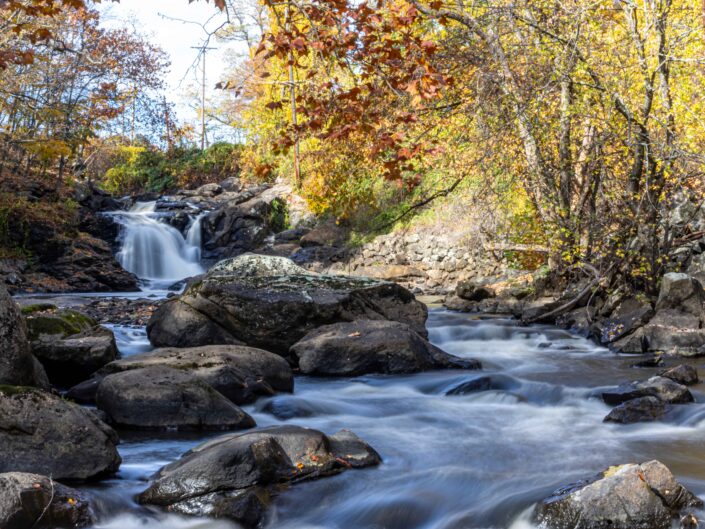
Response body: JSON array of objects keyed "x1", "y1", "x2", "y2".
[{"x1": 67, "y1": 498, "x2": 77, "y2": 506}]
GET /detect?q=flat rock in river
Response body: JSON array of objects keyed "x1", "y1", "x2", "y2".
[
  {"x1": 68, "y1": 344, "x2": 293, "y2": 405},
  {"x1": 138, "y1": 425, "x2": 381, "y2": 527},
  {"x1": 96, "y1": 367, "x2": 256, "y2": 431},
  {"x1": 147, "y1": 254, "x2": 428, "y2": 355},
  {"x1": 290, "y1": 319, "x2": 480, "y2": 376},
  {"x1": 0, "y1": 386, "x2": 121, "y2": 481},
  {"x1": 601, "y1": 376, "x2": 693, "y2": 405},
  {"x1": 533, "y1": 460, "x2": 702, "y2": 529},
  {"x1": 0, "y1": 472, "x2": 94, "y2": 528}
]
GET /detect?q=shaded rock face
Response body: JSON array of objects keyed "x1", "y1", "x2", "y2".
[
  {"x1": 138, "y1": 425, "x2": 381, "y2": 527},
  {"x1": 147, "y1": 255, "x2": 428, "y2": 356},
  {"x1": 68, "y1": 345, "x2": 293, "y2": 405},
  {"x1": 31, "y1": 325, "x2": 118, "y2": 387},
  {"x1": 0, "y1": 387, "x2": 121, "y2": 481},
  {"x1": 0, "y1": 285, "x2": 48, "y2": 388},
  {"x1": 202, "y1": 199, "x2": 272, "y2": 260},
  {"x1": 603, "y1": 396, "x2": 667, "y2": 424},
  {"x1": 602, "y1": 376, "x2": 694, "y2": 406},
  {"x1": 96, "y1": 367, "x2": 255, "y2": 431},
  {"x1": 0, "y1": 472, "x2": 94, "y2": 529},
  {"x1": 610, "y1": 274, "x2": 705, "y2": 356},
  {"x1": 291, "y1": 319, "x2": 480, "y2": 376},
  {"x1": 533, "y1": 460, "x2": 702, "y2": 529}
]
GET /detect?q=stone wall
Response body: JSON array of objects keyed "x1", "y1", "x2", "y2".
[{"x1": 330, "y1": 229, "x2": 514, "y2": 294}]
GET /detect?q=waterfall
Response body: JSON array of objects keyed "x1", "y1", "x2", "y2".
[{"x1": 111, "y1": 201, "x2": 205, "y2": 289}]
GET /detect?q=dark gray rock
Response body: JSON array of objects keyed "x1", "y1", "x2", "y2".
[
  {"x1": 603, "y1": 396, "x2": 667, "y2": 424},
  {"x1": 147, "y1": 255, "x2": 428, "y2": 355},
  {"x1": 455, "y1": 280, "x2": 495, "y2": 302},
  {"x1": 138, "y1": 425, "x2": 380, "y2": 527},
  {"x1": 659, "y1": 365, "x2": 699, "y2": 386},
  {"x1": 602, "y1": 376, "x2": 694, "y2": 406},
  {"x1": 96, "y1": 367, "x2": 255, "y2": 431},
  {"x1": 69, "y1": 344, "x2": 293, "y2": 405},
  {"x1": 31, "y1": 325, "x2": 118, "y2": 387},
  {"x1": 0, "y1": 285, "x2": 49, "y2": 389},
  {"x1": 202, "y1": 198, "x2": 271, "y2": 259},
  {"x1": 0, "y1": 387, "x2": 121, "y2": 480},
  {"x1": 612, "y1": 309, "x2": 705, "y2": 356},
  {"x1": 445, "y1": 376, "x2": 493, "y2": 395},
  {"x1": 601, "y1": 305, "x2": 653, "y2": 344},
  {"x1": 0, "y1": 472, "x2": 94, "y2": 529},
  {"x1": 533, "y1": 460, "x2": 702, "y2": 529},
  {"x1": 290, "y1": 319, "x2": 480, "y2": 376}
]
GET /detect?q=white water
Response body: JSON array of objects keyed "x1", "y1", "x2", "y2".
[
  {"x1": 111, "y1": 202, "x2": 204, "y2": 289},
  {"x1": 79, "y1": 310, "x2": 705, "y2": 529}
]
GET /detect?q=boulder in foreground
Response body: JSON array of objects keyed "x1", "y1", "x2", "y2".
[
  {"x1": 95, "y1": 367, "x2": 255, "y2": 431},
  {"x1": 0, "y1": 472, "x2": 94, "y2": 529},
  {"x1": 0, "y1": 387, "x2": 121, "y2": 481},
  {"x1": 291, "y1": 319, "x2": 481, "y2": 376},
  {"x1": 533, "y1": 460, "x2": 702, "y2": 529},
  {"x1": 147, "y1": 254, "x2": 428, "y2": 355},
  {"x1": 138, "y1": 425, "x2": 380, "y2": 527}
]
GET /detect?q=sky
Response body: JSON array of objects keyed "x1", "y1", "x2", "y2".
[{"x1": 98, "y1": 0, "x2": 246, "y2": 135}]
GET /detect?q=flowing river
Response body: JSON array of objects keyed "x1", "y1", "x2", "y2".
[
  {"x1": 26, "y1": 204, "x2": 705, "y2": 529},
  {"x1": 78, "y1": 310, "x2": 705, "y2": 529}
]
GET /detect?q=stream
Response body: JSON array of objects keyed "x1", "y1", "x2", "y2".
[{"x1": 25, "y1": 203, "x2": 705, "y2": 528}]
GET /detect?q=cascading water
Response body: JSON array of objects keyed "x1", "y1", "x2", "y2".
[{"x1": 111, "y1": 201, "x2": 205, "y2": 289}]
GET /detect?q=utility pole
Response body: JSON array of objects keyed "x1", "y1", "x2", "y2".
[
  {"x1": 163, "y1": 96, "x2": 172, "y2": 151},
  {"x1": 285, "y1": 0, "x2": 301, "y2": 189},
  {"x1": 191, "y1": 46, "x2": 217, "y2": 151}
]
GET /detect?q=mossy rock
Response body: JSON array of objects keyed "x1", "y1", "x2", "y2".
[
  {"x1": 0, "y1": 385, "x2": 38, "y2": 396},
  {"x1": 20, "y1": 303, "x2": 57, "y2": 315},
  {"x1": 24, "y1": 309, "x2": 97, "y2": 341}
]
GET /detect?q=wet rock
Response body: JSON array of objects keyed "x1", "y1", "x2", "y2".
[
  {"x1": 456, "y1": 280, "x2": 495, "y2": 302},
  {"x1": 96, "y1": 367, "x2": 256, "y2": 431},
  {"x1": 138, "y1": 425, "x2": 380, "y2": 527},
  {"x1": 0, "y1": 472, "x2": 95, "y2": 528},
  {"x1": 612, "y1": 309, "x2": 705, "y2": 356},
  {"x1": 603, "y1": 396, "x2": 667, "y2": 424},
  {"x1": 291, "y1": 320, "x2": 479, "y2": 376},
  {"x1": 659, "y1": 364, "x2": 699, "y2": 386},
  {"x1": 68, "y1": 344, "x2": 293, "y2": 405},
  {"x1": 445, "y1": 376, "x2": 493, "y2": 395},
  {"x1": 630, "y1": 355, "x2": 664, "y2": 368},
  {"x1": 533, "y1": 460, "x2": 702, "y2": 529},
  {"x1": 602, "y1": 376, "x2": 694, "y2": 406},
  {"x1": 31, "y1": 325, "x2": 118, "y2": 387},
  {"x1": 147, "y1": 255, "x2": 428, "y2": 355},
  {"x1": 0, "y1": 387, "x2": 121, "y2": 480},
  {"x1": 0, "y1": 285, "x2": 49, "y2": 388}
]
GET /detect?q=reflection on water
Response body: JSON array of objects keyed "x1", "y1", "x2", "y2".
[{"x1": 82, "y1": 309, "x2": 705, "y2": 529}]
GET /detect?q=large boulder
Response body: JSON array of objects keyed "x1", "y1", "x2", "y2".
[
  {"x1": 655, "y1": 273, "x2": 705, "y2": 315},
  {"x1": 612, "y1": 309, "x2": 705, "y2": 355},
  {"x1": 0, "y1": 472, "x2": 94, "y2": 529},
  {"x1": 67, "y1": 344, "x2": 293, "y2": 405},
  {"x1": 533, "y1": 460, "x2": 702, "y2": 529},
  {"x1": 659, "y1": 364, "x2": 699, "y2": 386},
  {"x1": 455, "y1": 280, "x2": 495, "y2": 302},
  {"x1": 0, "y1": 286, "x2": 48, "y2": 389},
  {"x1": 0, "y1": 387, "x2": 121, "y2": 481},
  {"x1": 290, "y1": 319, "x2": 480, "y2": 376},
  {"x1": 95, "y1": 367, "x2": 255, "y2": 431},
  {"x1": 147, "y1": 255, "x2": 428, "y2": 355},
  {"x1": 602, "y1": 376, "x2": 694, "y2": 406},
  {"x1": 31, "y1": 325, "x2": 118, "y2": 387},
  {"x1": 138, "y1": 425, "x2": 380, "y2": 527}
]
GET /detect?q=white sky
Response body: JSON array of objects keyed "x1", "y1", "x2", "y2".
[{"x1": 98, "y1": 1, "x2": 245, "y2": 131}]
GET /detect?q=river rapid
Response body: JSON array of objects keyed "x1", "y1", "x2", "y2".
[
  {"x1": 25, "y1": 202, "x2": 705, "y2": 529},
  {"x1": 75, "y1": 309, "x2": 705, "y2": 529}
]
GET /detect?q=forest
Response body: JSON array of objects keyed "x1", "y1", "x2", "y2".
[{"x1": 2, "y1": 1, "x2": 705, "y2": 529}]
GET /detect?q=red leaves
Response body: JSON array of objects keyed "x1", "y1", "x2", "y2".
[{"x1": 265, "y1": 101, "x2": 284, "y2": 111}]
